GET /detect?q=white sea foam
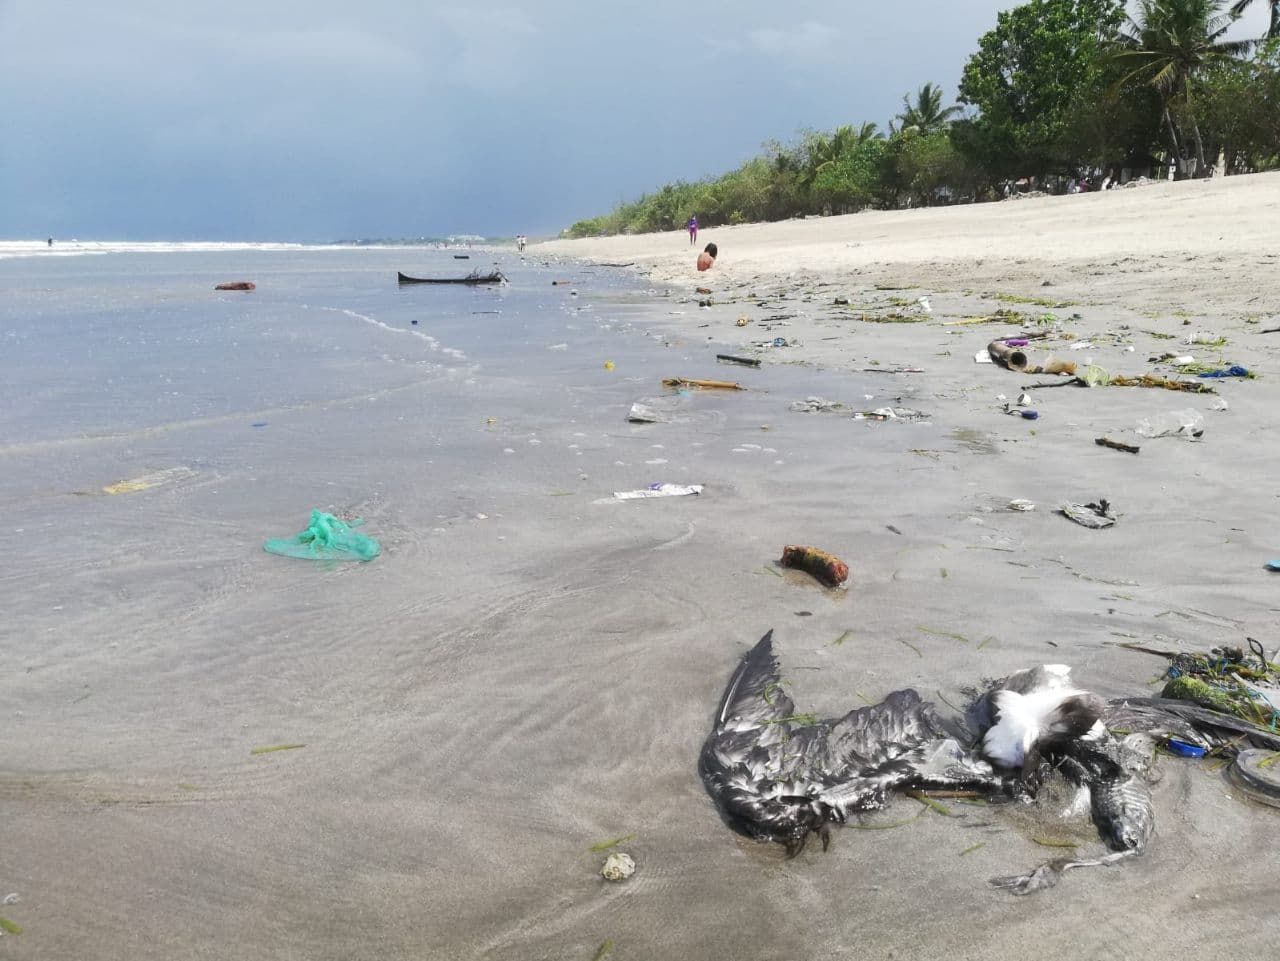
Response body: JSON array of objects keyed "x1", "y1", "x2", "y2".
[
  {"x1": 316, "y1": 306, "x2": 469, "y2": 362},
  {"x1": 0, "y1": 240, "x2": 407, "y2": 260}
]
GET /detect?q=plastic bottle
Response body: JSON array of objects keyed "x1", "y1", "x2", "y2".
[{"x1": 1135, "y1": 409, "x2": 1204, "y2": 439}]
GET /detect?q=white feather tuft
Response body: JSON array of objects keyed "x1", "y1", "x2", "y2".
[{"x1": 983, "y1": 687, "x2": 1092, "y2": 767}]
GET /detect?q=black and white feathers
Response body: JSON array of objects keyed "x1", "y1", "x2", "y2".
[
  {"x1": 699, "y1": 630, "x2": 1003, "y2": 855},
  {"x1": 972, "y1": 664, "x2": 1107, "y2": 774}
]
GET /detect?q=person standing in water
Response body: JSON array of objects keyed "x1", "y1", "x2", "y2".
[{"x1": 687, "y1": 215, "x2": 698, "y2": 246}]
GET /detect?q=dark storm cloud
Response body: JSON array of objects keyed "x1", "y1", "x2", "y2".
[{"x1": 0, "y1": 1, "x2": 1270, "y2": 240}]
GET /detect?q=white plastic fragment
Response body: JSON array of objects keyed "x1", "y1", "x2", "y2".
[
  {"x1": 613, "y1": 483, "x2": 703, "y2": 500},
  {"x1": 1009, "y1": 499, "x2": 1036, "y2": 512}
]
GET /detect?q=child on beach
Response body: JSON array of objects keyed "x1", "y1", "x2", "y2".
[
  {"x1": 696, "y1": 242, "x2": 717, "y2": 272},
  {"x1": 688, "y1": 215, "x2": 698, "y2": 245}
]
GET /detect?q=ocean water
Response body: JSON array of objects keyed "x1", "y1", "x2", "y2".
[{"x1": 1, "y1": 244, "x2": 957, "y2": 960}]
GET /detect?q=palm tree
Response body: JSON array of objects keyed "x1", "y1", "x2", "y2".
[
  {"x1": 895, "y1": 83, "x2": 962, "y2": 135},
  {"x1": 1116, "y1": 0, "x2": 1255, "y2": 176},
  {"x1": 1228, "y1": 1, "x2": 1280, "y2": 39}
]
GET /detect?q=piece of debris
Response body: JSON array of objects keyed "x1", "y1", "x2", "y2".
[
  {"x1": 789, "y1": 396, "x2": 843, "y2": 413},
  {"x1": 779, "y1": 545, "x2": 849, "y2": 587},
  {"x1": 263, "y1": 509, "x2": 381, "y2": 561},
  {"x1": 613, "y1": 483, "x2": 703, "y2": 500},
  {"x1": 1095, "y1": 437, "x2": 1140, "y2": 454},
  {"x1": 627, "y1": 403, "x2": 666, "y2": 424},
  {"x1": 1008, "y1": 499, "x2": 1036, "y2": 511},
  {"x1": 854, "y1": 407, "x2": 929, "y2": 421},
  {"x1": 1135, "y1": 410, "x2": 1203, "y2": 440},
  {"x1": 662, "y1": 377, "x2": 743, "y2": 390},
  {"x1": 600, "y1": 852, "x2": 636, "y2": 881},
  {"x1": 696, "y1": 286, "x2": 712, "y2": 294},
  {"x1": 215, "y1": 281, "x2": 255, "y2": 291},
  {"x1": 1059, "y1": 500, "x2": 1116, "y2": 529},
  {"x1": 735, "y1": 315, "x2": 751, "y2": 327},
  {"x1": 716, "y1": 353, "x2": 761, "y2": 368}
]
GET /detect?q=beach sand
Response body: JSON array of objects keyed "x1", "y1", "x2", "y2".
[{"x1": 6, "y1": 175, "x2": 1280, "y2": 960}]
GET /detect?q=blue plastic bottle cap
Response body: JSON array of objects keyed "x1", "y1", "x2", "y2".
[
  {"x1": 1165, "y1": 739, "x2": 1207, "y2": 758},
  {"x1": 1021, "y1": 410, "x2": 1039, "y2": 420}
]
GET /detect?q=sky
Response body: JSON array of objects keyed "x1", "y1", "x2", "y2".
[{"x1": 0, "y1": 1, "x2": 1272, "y2": 241}]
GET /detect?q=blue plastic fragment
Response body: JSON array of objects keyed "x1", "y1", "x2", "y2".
[
  {"x1": 1267, "y1": 560, "x2": 1280, "y2": 572},
  {"x1": 1197, "y1": 365, "x2": 1249, "y2": 379},
  {"x1": 1020, "y1": 410, "x2": 1039, "y2": 420},
  {"x1": 1165, "y1": 739, "x2": 1207, "y2": 758}
]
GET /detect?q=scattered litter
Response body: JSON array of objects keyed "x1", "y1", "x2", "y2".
[
  {"x1": 1157, "y1": 643, "x2": 1280, "y2": 727},
  {"x1": 696, "y1": 286, "x2": 712, "y2": 295},
  {"x1": 988, "y1": 340, "x2": 1029, "y2": 372},
  {"x1": 1231, "y1": 750, "x2": 1280, "y2": 808},
  {"x1": 1008, "y1": 409, "x2": 1039, "y2": 421},
  {"x1": 975, "y1": 350, "x2": 994, "y2": 365},
  {"x1": 716, "y1": 353, "x2": 761, "y2": 368},
  {"x1": 1095, "y1": 437, "x2": 1140, "y2": 454},
  {"x1": 790, "y1": 396, "x2": 843, "y2": 413},
  {"x1": 1080, "y1": 365, "x2": 1110, "y2": 387},
  {"x1": 0, "y1": 895, "x2": 16, "y2": 906},
  {"x1": 604, "y1": 360, "x2": 615, "y2": 370},
  {"x1": 1068, "y1": 341, "x2": 1094, "y2": 350},
  {"x1": 779, "y1": 545, "x2": 849, "y2": 587},
  {"x1": 101, "y1": 466, "x2": 195, "y2": 495},
  {"x1": 863, "y1": 366, "x2": 925, "y2": 374},
  {"x1": 1197, "y1": 365, "x2": 1249, "y2": 379},
  {"x1": 215, "y1": 281, "x2": 255, "y2": 291},
  {"x1": 1008, "y1": 499, "x2": 1036, "y2": 512},
  {"x1": 855, "y1": 407, "x2": 929, "y2": 422},
  {"x1": 1212, "y1": 398, "x2": 1230, "y2": 411},
  {"x1": 600, "y1": 852, "x2": 636, "y2": 882},
  {"x1": 263, "y1": 510, "x2": 381, "y2": 561},
  {"x1": 1135, "y1": 410, "x2": 1204, "y2": 440},
  {"x1": 662, "y1": 377, "x2": 743, "y2": 390},
  {"x1": 1059, "y1": 500, "x2": 1116, "y2": 529},
  {"x1": 1016, "y1": 392, "x2": 1032, "y2": 406},
  {"x1": 1267, "y1": 560, "x2": 1280, "y2": 572},
  {"x1": 736, "y1": 315, "x2": 751, "y2": 327},
  {"x1": 1172, "y1": 355, "x2": 1197, "y2": 366},
  {"x1": 1164, "y1": 739, "x2": 1207, "y2": 758},
  {"x1": 613, "y1": 483, "x2": 703, "y2": 500},
  {"x1": 834, "y1": 296, "x2": 850, "y2": 305},
  {"x1": 917, "y1": 296, "x2": 932, "y2": 313},
  {"x1": 628, "y1": 403, "x2": 666, "y2": 424}
]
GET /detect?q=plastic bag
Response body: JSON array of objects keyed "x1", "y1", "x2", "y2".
[{"x1": 264, "y1": 510, "x2": 381, "y2": 561}]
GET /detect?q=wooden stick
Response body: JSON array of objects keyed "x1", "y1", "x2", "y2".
[
  {"x1": 662, "y1": 377, "x2": 744, "y2": 390},
  {"x1": 1095, "y1": 437, "x2": 1141, "y2": 454}
]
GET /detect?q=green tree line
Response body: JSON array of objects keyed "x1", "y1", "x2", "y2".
[{"x1": 567, "y1": 0, "x2": 1280, "y2": 238}]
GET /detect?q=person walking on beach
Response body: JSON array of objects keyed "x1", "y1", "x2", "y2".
[{"x1": 687, "y1": 215, "x2": 698, "y2": 246}]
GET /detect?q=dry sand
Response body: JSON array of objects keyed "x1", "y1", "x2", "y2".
[{"x1": 7, "y1": 174, "x2": 1280, "y2": 960}]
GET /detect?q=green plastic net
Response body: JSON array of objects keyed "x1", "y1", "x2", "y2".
[{"x1": 264, "y1": 510, "x2": 381, "y2": 562}]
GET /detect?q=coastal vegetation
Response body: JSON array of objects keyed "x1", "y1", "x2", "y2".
[{"x1": 567, "y1": 0, "x2": 1280, "y2": 237}]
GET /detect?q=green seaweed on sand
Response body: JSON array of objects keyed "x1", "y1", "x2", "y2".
[
  {"x1": 851, "y1": 808, "x2": 928, "y2": 830},
  {"x1": 250, "y1": 743, "x2": 306, "y2": 755},
  {"x1": 917, "y1": 626, "x2": 969, "y2": 644},
  {"x1": 0, "y1": 917, "x2": 21, "y2": 935},
  {"x1": 896, "y1": 637, "x2": 924, "y2": 658},
  {"x1": 907, "y1": 791, "x2": 957, "y2": 817},
  {"x1": 1032, "y1": 837, "x2": 1079, "y2": 849},
  {"x1": 991, "y1": 292, "x2": 1075, "y2": 308},
  {"x1": 959, "y1": 842, "x2": 986, "y2": 856},
  {"x1": 762, "y1": 713, "x2": 819, "y2": 727},
  {"x1": 831, "y1": 629, "x2": 854, "y2": 646},
  {"x1": 592, "y1": 938, "x2": 614, "y2": 961},
  {"x1": 861, "y1": 312, "x2": 928, "y2": 324},
  {"x1": 590, "y1": 834, "x2": 636, "y2": 852}
]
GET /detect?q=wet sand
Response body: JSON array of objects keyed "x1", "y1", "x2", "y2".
[{"x1": 6, "y1": 177, "x2": 1280, "y2": 960}]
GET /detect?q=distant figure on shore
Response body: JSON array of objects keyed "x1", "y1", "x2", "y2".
[
  {"x1": 517, "y1": 234, "x2": 526, "y2": 252},
  {"x1": 47, "y1": 236, "x2": 53, "y2": 247},
  {"x1": 687, "y1": 215, "x2": 698, "y2": 246},
  {"x1": 697, "y1": 242, "x2": 717, "y2": 272}
]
